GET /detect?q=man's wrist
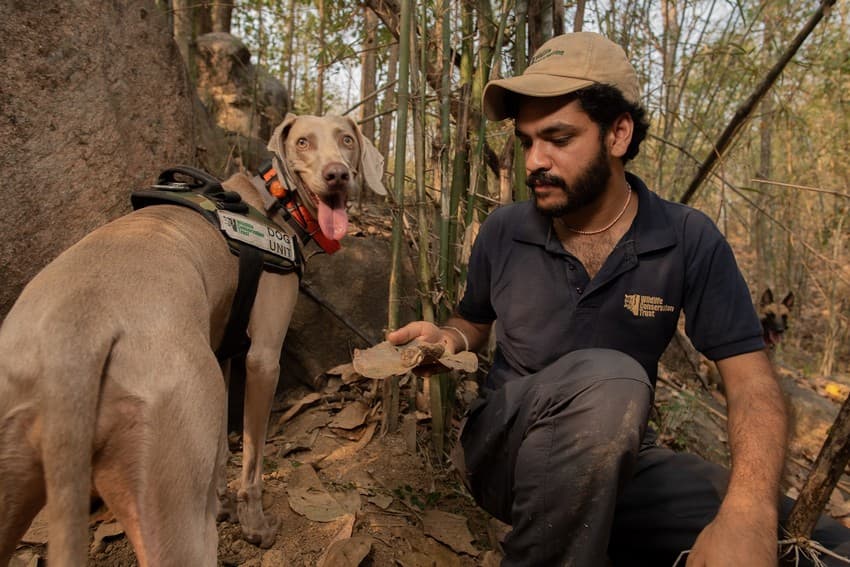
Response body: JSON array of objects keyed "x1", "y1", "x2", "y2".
[{"x1": 439, "y1": 325, "x2": 469, "y2": 352}]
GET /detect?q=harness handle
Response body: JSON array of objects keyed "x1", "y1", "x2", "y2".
[{"x1": 156, "y1": 166, "x2": 223, "y2": 194}]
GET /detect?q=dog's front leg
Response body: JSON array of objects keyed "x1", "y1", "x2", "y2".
[{"x1": 237, "y1": 273, "x2": 299, "y2": 548}]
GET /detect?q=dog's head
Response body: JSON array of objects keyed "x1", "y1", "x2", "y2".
[
  {"x1": 759, "y1": 288, "x2": 794, "y2": 347},
  {"x1": 267, "y1": 113, "x2": 387, "y2": 241}
]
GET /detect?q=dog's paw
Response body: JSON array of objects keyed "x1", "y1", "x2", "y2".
[
  {"x1": 216, "y1": 488, "x2": 238, "y2": 523},
  {"x1": 237, "y1": 498, "x2": 279, "y2": 548}
]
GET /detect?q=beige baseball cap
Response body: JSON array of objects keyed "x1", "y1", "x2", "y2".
[{"x1": 483, "y1": 32, "x2": 640, "y2": 121}]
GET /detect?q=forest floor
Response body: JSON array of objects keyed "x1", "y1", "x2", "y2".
[{"x1": 11, "y1": 352, "x2": 850, "y2": 567}]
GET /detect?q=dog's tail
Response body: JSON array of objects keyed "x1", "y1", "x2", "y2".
[{"x1": 38, "y1": 314, "x2": 116, "y2": 567}]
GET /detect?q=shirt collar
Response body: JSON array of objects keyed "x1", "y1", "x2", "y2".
[
  {"x1": 626, "y1": 172, "x2": 677, "y2": 254},
  {"x1": 511, "y1": 172, "x2": 677, "y2": 255}
]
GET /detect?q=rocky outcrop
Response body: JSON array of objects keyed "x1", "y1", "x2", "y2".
[
  {"x1": 194, "y1": 32, "x2": 290, "y2": 171},
  {"x1": 0, "y1": 0, "x2": 229, "y2": 319}
]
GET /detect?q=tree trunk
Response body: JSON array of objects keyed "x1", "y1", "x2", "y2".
[
  {"x1": 211, "y1": 0, "x2": 232, "y2": 33},
  {"x1": 315, "y1": 0, "x2": 326, "y2": 115},
  {"x1": 655, "y1": 0, "x2": 679, "y2": 192},
  {"x1": 553, "y1": 0, "x2": 564, "y2": 35},
  {"x1": 528, "y1": 0, "x2": 554, "y2": 53},
  {"x1": 195, "y1": 2, "x2": 212, "y2": 36},
  {"x1": 378, "y1": 43, "x2": 399, "y2": 171},
  {"x1": 360, "y1": 7, "x2": 379, "y2": 143},
  {"x1": 755, "y1": 4, "x2": 776, "y2": 286},
  {"x1": 172, "y1": 0, "x2": 193, "y2": 68},
  {"x1": 285, "y1": 0, "x2": 297, "y2": 100}
]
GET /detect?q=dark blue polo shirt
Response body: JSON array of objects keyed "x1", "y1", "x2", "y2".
[{"x1": 457, "y1": 172, "x2": 765, "y2": 390}]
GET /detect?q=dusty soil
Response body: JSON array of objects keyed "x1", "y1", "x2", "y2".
[
  {"x1": 12, "y1": 372, "x2": 499, "y2": 567},
  {"x1": 13, "y1": 351, "x2": 850, "y2": 567}
]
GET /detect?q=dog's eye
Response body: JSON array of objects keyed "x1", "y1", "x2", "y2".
[
  {"x1": 341, "y1": 135, "x2": 355, "y2": 147},
  {"x1": 296, "y1": 137, "x2": 310, "y2": 150}
]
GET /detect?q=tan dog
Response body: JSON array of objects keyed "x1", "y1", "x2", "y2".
[
  {"x1": 759, "y1": 288, "x2": 794, "y2": 348},
  {"x1": 0, "y1": 113, "x2": 385, "y2": 567}
]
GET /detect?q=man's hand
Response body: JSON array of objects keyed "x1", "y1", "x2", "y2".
[
  {"x1": 386, "y1": 321, "x2": 445, "y2": 349},
  {"x1": 387, "y1": 318, "x2": 490, "y2": 356},
  {"x1": 686, "y1": 506, "x2": 777, "y2": 566}
]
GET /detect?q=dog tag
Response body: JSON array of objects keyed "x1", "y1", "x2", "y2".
[{"x1": 217, "y1": 210, "x2": 296, "y2": 261}]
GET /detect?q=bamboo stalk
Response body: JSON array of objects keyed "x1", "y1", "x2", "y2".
[{"x1": 383, "y1": 0, "x2": 412, "y2": 435}]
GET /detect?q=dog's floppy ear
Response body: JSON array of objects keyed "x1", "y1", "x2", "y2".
[
  {"x1": 267, "y1": 113, "x2": 299, "y2": 159},
  {"x1": 346, "y1": 116, "x2": 387, "y2": 196}
]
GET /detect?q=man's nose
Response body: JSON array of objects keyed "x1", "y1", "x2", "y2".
[{"x1": 525, "y1": 142, "x2": 552, "y2": 172}]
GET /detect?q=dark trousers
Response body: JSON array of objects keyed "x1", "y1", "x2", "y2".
[{"x1": 460, "y1": 349, "x2": 850, "y2": 567}]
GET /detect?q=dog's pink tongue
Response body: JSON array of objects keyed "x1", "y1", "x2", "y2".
[{"x1": 317, "y1": 200, "x2": 348, "y2": 240}]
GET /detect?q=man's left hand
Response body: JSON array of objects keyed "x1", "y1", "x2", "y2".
[{"x1": 686, "y1": 508, "x2": 776, "y2": 566}]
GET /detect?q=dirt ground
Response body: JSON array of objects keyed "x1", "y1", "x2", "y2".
[
  {"x1": 9, "y1": 268, "x2": 850, "y2": 567},
  {"x1": 11, "y1": 370, "x2": 501, "y2": 567}
]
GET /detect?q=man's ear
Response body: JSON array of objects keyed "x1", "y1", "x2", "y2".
[
  {"x1": 267, "y1": 113, "x2": 299, "y2": 158},
  {"x1": 608, "y1": 112, "x2": 634, "y2": 159},
  {"x1": 345, "y1": 116, "x2": 387, "y2": 195}
]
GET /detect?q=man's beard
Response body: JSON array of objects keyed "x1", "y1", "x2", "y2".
[{"x1": 527, "y1": 143, "x2": 612, "y2": 218}]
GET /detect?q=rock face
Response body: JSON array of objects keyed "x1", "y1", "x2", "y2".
[
  {"x1": 0, "y1": 0, "x2": 226, "y2": 319},
  {"x1": 194, "y1": 32, "x2": 290, "y2": 170},
  {"x1": 281, "y1": 233, "x2": 417, "y2": 386}
]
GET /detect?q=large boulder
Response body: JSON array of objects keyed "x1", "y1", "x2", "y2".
[
  {"x1": 194, "y1": 32, "x2": 290, "y2": 170},
  {"x1": 0, "y1": 0, "x2": 228, "y2": 319},
  {"x1": 281, "y1": 231, "x2": 418, "y2": 387}
]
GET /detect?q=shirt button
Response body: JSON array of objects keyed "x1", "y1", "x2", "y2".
[
  {"x1": 576, "y1": 287, "x2": 583, "y2": 295},
  {"x1": 568, "y1": 263, "x2": 576, "y2": 271}
]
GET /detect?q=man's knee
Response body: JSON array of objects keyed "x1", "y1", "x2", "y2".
[
  {"x1": 525, "y1": 349, "x2": 652, "y2": 434},
  {"x1": 544, "y1": 348, "x2": 650, "y2": 387}
]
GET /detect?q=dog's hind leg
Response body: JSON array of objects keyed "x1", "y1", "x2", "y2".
[
  {"x1": 237, "y1": 273, "x2": 299, "y2": 547},
  {"x1": 0, "y1": 405, "x2": 46, "y2": 565},
  {"x1": 93, "y1": 342, "x2": 226, "y2": 567},
  {"x1": 215, "y1": 358, "x2": 238, "y2": 523}
]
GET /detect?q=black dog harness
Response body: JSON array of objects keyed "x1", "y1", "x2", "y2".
[{"x1": 131, "y1": 166, "x2": 304, "y2": 361}]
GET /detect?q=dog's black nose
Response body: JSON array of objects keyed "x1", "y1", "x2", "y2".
[{"x1": 323, "y1": 163, "x2": 350, "y2": 188}]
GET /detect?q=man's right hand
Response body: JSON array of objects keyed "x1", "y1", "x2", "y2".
[
  {"x1": 386, "y1": 321, "x2": 445, "y2": 348},
  {"x1": 388, "y1": 318, "x2": 489, "y2": 357}
]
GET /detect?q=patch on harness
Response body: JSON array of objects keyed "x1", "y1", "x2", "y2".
[
  {"x1": 218, "y1": 210, "x2": 296, "y2": 262},
  {"x1": 130, "y1": 165, "x2": 303, "y2": 276}
]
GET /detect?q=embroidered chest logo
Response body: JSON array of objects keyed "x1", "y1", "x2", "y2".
[{"x1": 624, "y1": 294, "x2": 676, "y2": 317}]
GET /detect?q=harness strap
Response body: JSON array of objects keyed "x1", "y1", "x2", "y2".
[{"x1": 215, "y1": 244, "x2": 265, "y2": 361}]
